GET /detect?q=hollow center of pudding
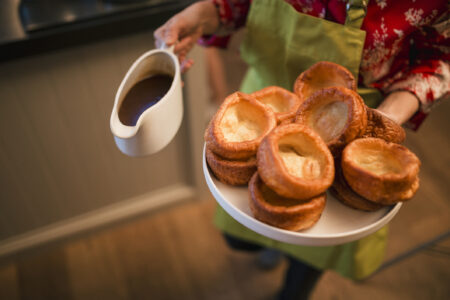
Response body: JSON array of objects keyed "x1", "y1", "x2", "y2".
[
  {"x1": 311, "y1": 101, "x2": 348, "y2": 142},
  {"x1": 352, "y1": 146, "x2": 403, "y2": 175},
  {"x1": 278, "y1": 134, "x2": 324, "y2": 180},
  {"x1": 220, "y1": 101, "x2": 265, "y2": 142},
  {"x1": 255, "y1": 92, "x2": 289, "y2": 113}
]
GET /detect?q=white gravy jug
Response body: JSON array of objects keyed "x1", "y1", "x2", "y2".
[{"x1": 110, "y1": 45, "x2": 182, "y2": 156}]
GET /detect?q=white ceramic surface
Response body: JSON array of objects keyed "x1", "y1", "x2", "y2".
[
  {"x1": 110, "y1": 45, "x2": 182, "y2": 156},
  {"x1": 203, "y1": 145, "x2": 402, "y2": 246}
]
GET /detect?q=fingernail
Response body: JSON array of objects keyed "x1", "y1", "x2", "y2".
[{"x1": 166, "y1": 33, "x2": 176, "y2": 44}]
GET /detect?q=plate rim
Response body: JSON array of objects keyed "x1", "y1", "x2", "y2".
[{"x1": 203, "y1": 144, "x2": 402, "y2": 246}]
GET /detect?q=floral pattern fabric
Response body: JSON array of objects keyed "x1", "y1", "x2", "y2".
[{"x1": 202, "y1": 0, "x2": 450, "y2": 129}]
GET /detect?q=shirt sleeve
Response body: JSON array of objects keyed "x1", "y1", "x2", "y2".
[
  {"x1": 382, "y1": 12, "x2": 450, "y2": 130},
  {"x1": 198, "y1": 0, "x2": 251, "y2": 48}
]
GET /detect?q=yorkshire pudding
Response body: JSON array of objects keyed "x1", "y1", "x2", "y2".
[
  {"x1": 295, "y1": 87, "x2": 367, "y2": 152},
  {"x1": 250, "y1": 86, "x2": 302, "y2": 124},
  {"x1": 249, "y1": 172, "x2": 326, "y2": 231},
  {"x1": 331, "y1": 167, "x2": 386, "y2": 211},
  {"x1": 257, "y1": 124, "x2": 334, "y2": 200},
  {"x1": 294, "y1": 61, "x2": 356, "y2": 101},
  {"x1": 205, "y1": 146, "x2": 256, "y2": 185},
  {"x1": 205, "y1": 92, "x2": 277, "y2": 160},
  {"x1": 342, "y1": 138, "x2": 420, "y2": 205},
  {"x1": 361, "y1": 108, "x2": 406, "y2": 143}
]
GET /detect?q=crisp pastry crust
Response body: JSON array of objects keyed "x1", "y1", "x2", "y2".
[
  {"x1": 342, "y1": 137, "x2": 420, "y2": 205},
  {"x1": 205, "y1": 92, "x2": 277, "y2": 160},
  {"x1": 257, "y1": 123, "x2": 334, "y2": 200},
  {"x1": 279, "y1": 117, "x2": 295, "y2": 126},
  {"x1": 361, "y1": 108, "x2": 406, "y2": 144},
  {"x1": 248, "y1": 172, "x2": 326, "y2": 231},
  {"x1": 331, "y1": 166, "x2": 386, "y2": 211},
  {"x1": 205, "y1": 146, "x2": 256, "y2": 186},
  {"x1": 295, "y1": 87, "x2": 367, "y2": 153},
  {"x1": 251, "y1": 86, "x2": 302, "y2": 124},
  {"x1": 294, "y1": 61, "x2": 356, "y2": 102}
]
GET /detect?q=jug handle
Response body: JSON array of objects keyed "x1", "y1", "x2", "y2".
[{"x1": 160, "y1": 42, "x2": 175, "y2": 53}]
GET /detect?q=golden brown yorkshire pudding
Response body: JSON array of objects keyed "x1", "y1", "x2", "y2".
[
  {"x1": 294, "y1": 61, "x2": 356, "y2": 101},
  {"x1": 342, "y1": 138, "x2": 420, "y2": 205},
  {"x1": 205, "y1": 92, "x2": 277, "y2": 160},
  {"x1": 205, "y1": 146, "x2": 256, "y2": 186},
  {"x1": 295, "y1": 87, "x2": 367, "y2": 152},
  {"x1": 250, "y1": 86, "x2": 302, "y2": 124},
  {"x1": 331, "y1": 167, "x2": 386, "y2": 212},
  {"x1": 361, "y1": 108, "x2": 406, "y2": 144},
  {"x1": 249, "y1": 172, "x2": 326, "y2": 231},
  {"x1": 257, "y1": 124, "x2": 334, "y2": 200}
]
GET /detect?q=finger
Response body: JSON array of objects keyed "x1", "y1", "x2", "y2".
[
  {"x1": 153, "y1": 26, "x2": 167, "y2": 48},
  {"x1": 155, "y1": 37, "x2": 164, "y2": 49},
  {"x1": 174, "y1": 36, "x2": 195, "y2": 54},
  {"x1": 154, "y1": 20, "x2": 180, "y2": 48},
  {"x1": 178, "y1": 53, "x2": 187, "y2": 65},
  {"x1": 177, "y1": 48, "x2": 190, "y2": 61},
  {"x1": 180, "y1": 59, "x2": 194, "y2": 74},
  {"x1": 163, "y1": 20, "x2": 181, "y2": 45}
]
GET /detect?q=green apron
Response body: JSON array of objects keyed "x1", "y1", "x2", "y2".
[{"x1": 214, "y1": 0, "x2": 388, "y2": 280}]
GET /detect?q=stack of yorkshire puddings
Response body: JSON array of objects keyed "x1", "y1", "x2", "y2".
[{"x1": 205, "y1": 61, "x2": 421, "y2": 231}]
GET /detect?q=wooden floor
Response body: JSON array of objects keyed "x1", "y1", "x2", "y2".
[
  {"x1": 0, "y1": 194, "x2": 448, "y2": 300},
  {"x1": 1, "y1": 43, "x2": 449, "y2": 299}
]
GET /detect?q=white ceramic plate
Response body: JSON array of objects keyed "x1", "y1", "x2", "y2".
[{"x1": 203, "y1": 145, "x2": 402, "y2": 246}]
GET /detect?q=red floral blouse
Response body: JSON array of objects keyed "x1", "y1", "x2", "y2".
[{"x1": 201, "y1": 0, "x2": 450, "y2": 130}]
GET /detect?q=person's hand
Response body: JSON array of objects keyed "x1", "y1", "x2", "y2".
[
  {"x1": 376, "y1": 91, "x2": 420, "y2": 125},
  {"x1": 154, "y1": 0, "x2": 220, "y2": 73}
]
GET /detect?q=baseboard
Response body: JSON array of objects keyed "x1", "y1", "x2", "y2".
[{"x1": 0, "y1": 184, "x2": 196, "y2": 258}]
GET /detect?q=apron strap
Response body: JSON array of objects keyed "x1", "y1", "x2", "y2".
[{"x1": 345, "y1": 0, "x2": 368, "y2": 29}]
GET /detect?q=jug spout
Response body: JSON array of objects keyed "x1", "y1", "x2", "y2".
[
  {"x1": 110, "y1": 111, "x2": 144, "y2": 156},
  {"x1": 110, "y1": 111, "x2": 138, "y2": 139}
]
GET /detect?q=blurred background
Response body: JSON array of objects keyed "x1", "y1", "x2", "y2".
[{"x1": 0, "y1": 1, "x2": 449, "y2": 299}]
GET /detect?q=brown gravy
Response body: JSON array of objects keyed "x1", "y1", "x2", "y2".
[{"x1": 119, "y1": 74, "x2": 173, "y2": 126}]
